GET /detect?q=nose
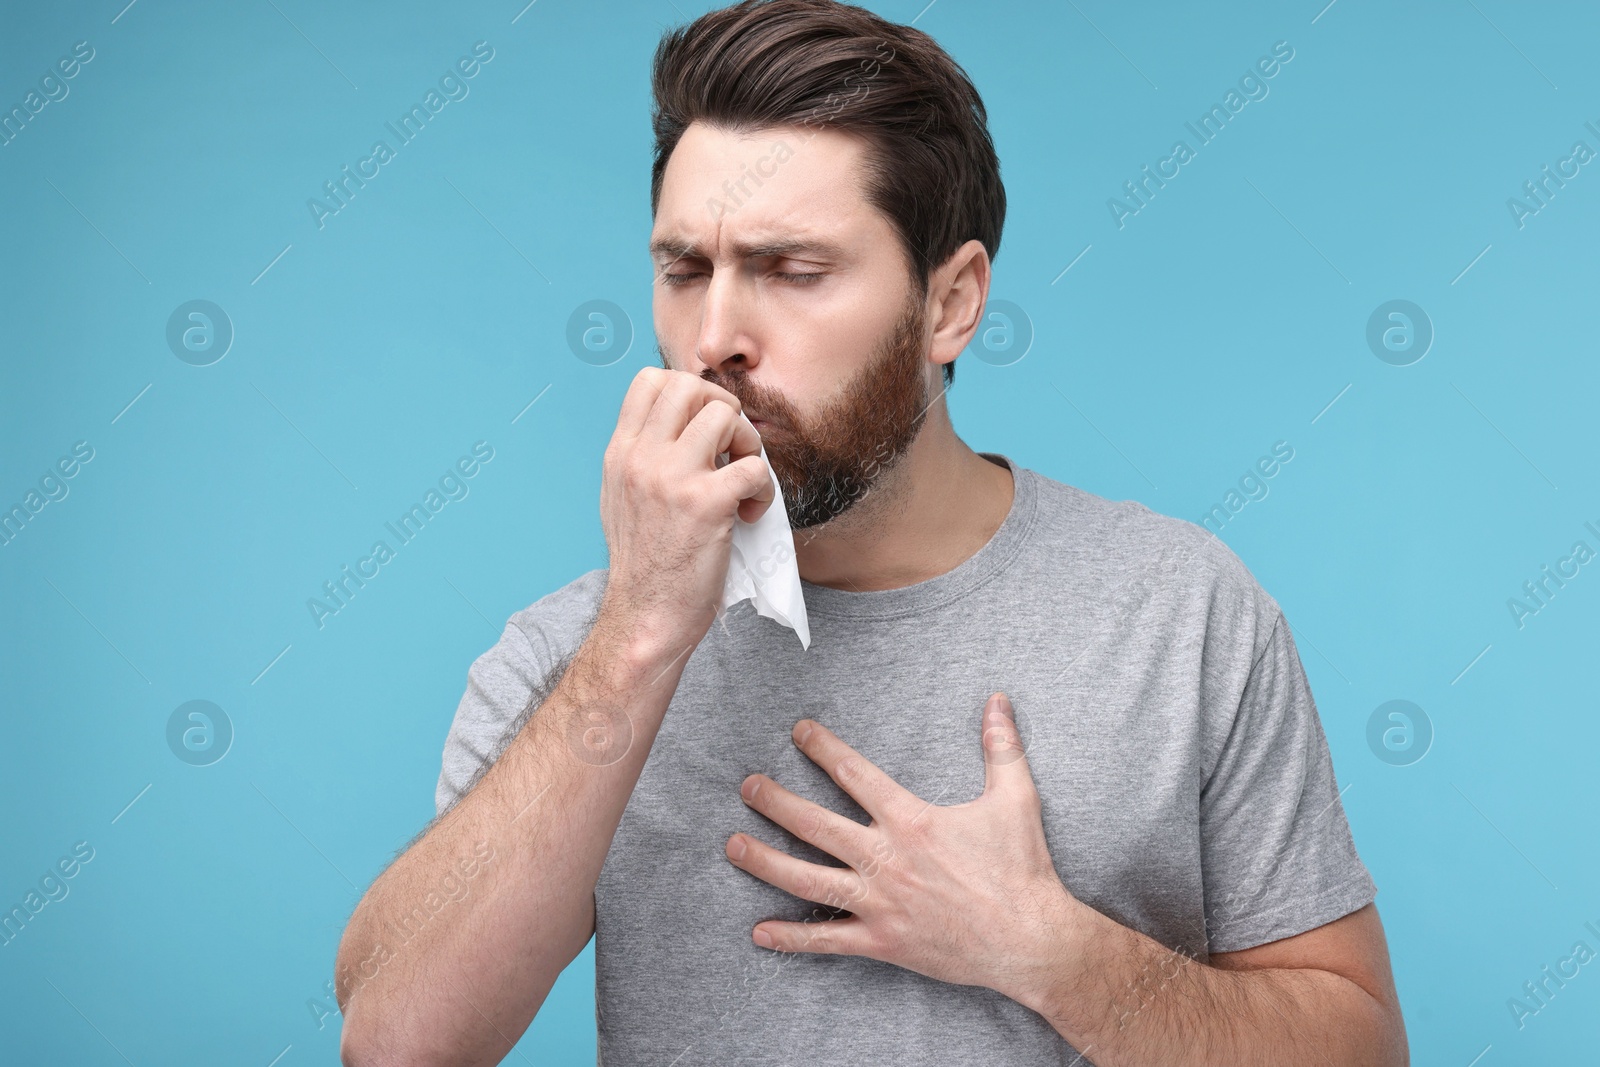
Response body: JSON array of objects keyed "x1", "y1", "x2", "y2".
[{"x1": 693, "y1": 267, "x2": 759, "y2": 376}]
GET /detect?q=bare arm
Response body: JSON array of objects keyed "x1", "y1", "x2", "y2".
[
  {"x1": 1020, "y1": 901, "x2": 1407, "y2": 1066},
  {"x1": 333, "y1": 610, "x2": 677, "y2": 1066},
  {"x1": 335, "y1": 368, "x2": 774, "y2": 1067}
]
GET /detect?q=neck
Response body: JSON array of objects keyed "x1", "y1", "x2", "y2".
[{"x1": 791, "y1": 404, "x2": 1014, "y2": 592}]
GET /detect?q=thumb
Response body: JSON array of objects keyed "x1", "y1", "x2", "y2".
[{"x1": 980, "y1": 692, "x2": 1034, "y2": 795}]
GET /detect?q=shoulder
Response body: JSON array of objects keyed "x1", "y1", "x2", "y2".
[
  {"x1": 1020, "y1": 465, "x2": 1283, "y2": 658},
  {"x1": 437, "y1": 568, "x2": 609, "y2": 814},
  {"x1": 492, "y1": 567, "x2": 610, "y2": 670},
  {"x1": 456, "y1": 565, "x2": 610, "y2": 713}
]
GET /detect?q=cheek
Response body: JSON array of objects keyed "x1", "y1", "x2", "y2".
[
  {"x1": 651, "y1": 297, "x2": 682, "y2": 368},
  {"x1": 786, "y1": 302, "x2": 887, "y2": 392}
]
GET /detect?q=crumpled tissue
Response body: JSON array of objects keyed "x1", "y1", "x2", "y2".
[{"x1": 718, "y1": 413, "x2": 811, "y2": 649}]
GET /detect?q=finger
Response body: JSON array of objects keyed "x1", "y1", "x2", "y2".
[
  {"x1": 791, "y1": 720, "x2": 920, "y2": 824},
  {"x1": 725, "y1": 832, "x2": 867, "y2": 911},
  {"x1": 724, "y1": 409, "x2": 764, "y2": 465},
  {"x1": 638, "y1": 371, "x2": 710, "y2": 443},
  {"x1": 682, "y1": 410, "x2": 776, "y2": 523},
  {"x1": 614, "y1": 367, "x2": 670, "y2": 443},
  {"x1": 677, "y1": 395, "x2": 741, "y2": 464},
  {"x1": 980, "y1": 693, "x2": 1035, "y2": 795},
  {"x1": 738, "y1": 773, "x2": 874, "y2": 869},
  {"x1": 750, "y1": 914, "x2": 873, "y2": 956},
  {"x1": 719, "y1": 454, "x2": 775, "y2": 523},
  {"x1": 640, "y1": 372, "x2": 744, "y2": 446}
]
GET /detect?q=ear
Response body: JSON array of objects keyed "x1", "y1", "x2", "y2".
[{"x1": 926, "y1": 239, "x2": 991, "y2": 376}]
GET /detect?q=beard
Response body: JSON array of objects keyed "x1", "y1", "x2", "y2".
[{"x1": 685, "y1": 290, "x2": 932, "y2": 530}]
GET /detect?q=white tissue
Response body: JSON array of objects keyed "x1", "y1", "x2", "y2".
[{"x1": 719, "y1": 413, "x2": 811, "y2": 650}]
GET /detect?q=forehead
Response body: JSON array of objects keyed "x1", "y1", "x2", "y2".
[{"x1": 651, "y1": 121, "x2": 884, "y2": 258}]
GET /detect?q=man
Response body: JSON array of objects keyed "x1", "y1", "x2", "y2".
[{"x1": 335, "y1": 2, "x2": 1407, "y2": 1064}]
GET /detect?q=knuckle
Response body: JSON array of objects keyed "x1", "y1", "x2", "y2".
[
  {"x1": 797, "y1": 806, "x2": 830, "y2": 844},
  {"x1": 684, "y1": 482, "x2": 724, "y2": 521},
  {"x1": 747, "y1": 458, "x2": 775, "y2": 490},
  {"x1": 729, "y1": 457, "x2": 764, "y2": 493},
  {"x1": 868, "y1": 918, "x2": 900, "y2": 955},
  {"x1": 793, "y1": 871, "x2": 821, "y2": 903},
  {"x1": 696, "y1": 376, "x2": 734, "y2": 403},
  {"x1": 693, "y1": 402, "x2": 731, "y2": 439},
  {"x1": 620, "y1": 457, "x2": 648, "y2": 493}
]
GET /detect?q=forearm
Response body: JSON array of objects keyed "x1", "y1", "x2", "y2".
[
  {"x1": 1013, "y1": 900, "x2": 1405, "y2": 1067},
  {"x1": 336, "y1": 615, "x2": 684, "y2": 1066}
]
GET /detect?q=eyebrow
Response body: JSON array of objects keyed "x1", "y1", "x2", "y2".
[{"x1": 648, "y1": 234, "x2": 850, "y2": 263}]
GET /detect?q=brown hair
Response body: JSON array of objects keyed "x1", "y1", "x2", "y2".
[{"x1": 650, "y1": 0, "x2": 1005, "y2": 388}]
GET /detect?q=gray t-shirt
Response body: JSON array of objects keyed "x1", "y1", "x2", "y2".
[{"x1": 436, "y1": 454, "x2": 1376, "y2": 1066}]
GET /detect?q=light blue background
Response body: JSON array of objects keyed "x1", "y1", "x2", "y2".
[{"x1": 3, "y1": 0, "x2": 1597, "y2": 1063}]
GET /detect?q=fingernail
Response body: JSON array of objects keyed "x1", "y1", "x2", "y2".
[
  {"x1": 753, "y1": 927, "x2": 775, "y2": 949},
  {"x1": 794, "y1": 721, "x2": 813, "y2": 745},
  {"x1": 741, "y1": 776, "x2": 762, "y2": 802},
  {"x1": 728, "y1": 835, "x2": 747, "y2": 861}
]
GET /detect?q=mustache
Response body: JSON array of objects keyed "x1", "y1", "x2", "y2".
[{"x1": 698, "y1": 369, "x2": 798, "y2": 433}]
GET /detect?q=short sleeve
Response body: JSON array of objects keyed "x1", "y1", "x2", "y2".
[
  {"x1": 1198, "y1": 610, "x2": 1376, "y2": 954},
  {"x1": 435, "y1": 621, "x2": 551, "y2": 816},
  {"x1": 434, "y1": 570, "x2": 608, "y2": 817}
]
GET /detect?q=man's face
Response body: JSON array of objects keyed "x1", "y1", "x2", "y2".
[{"x1": 649, "y1": 121, "x2": 937, "y2": 529}]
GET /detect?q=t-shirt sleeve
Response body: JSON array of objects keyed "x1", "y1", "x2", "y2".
[
  {"x1": 1198, "y1": 609, "x2": 1377, "y2": 954},
  {"x1": 434, "y1": 572, "x2": 606, "y2": 817},
  {"x1": 434, "y1": 619, "x2": 552, "y2": 817}
]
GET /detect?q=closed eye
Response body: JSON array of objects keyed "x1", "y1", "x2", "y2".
[{"x1": 659, "y1": 269, "x2": 825, "y2": 287}]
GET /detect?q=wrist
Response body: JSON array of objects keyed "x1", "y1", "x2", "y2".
[
  {"x1": 999, "y1": 884, "x2": 1105, "y2": 1022},
  {"x1": 587, "y1": 598, "x2": 703, "y2": 687}
]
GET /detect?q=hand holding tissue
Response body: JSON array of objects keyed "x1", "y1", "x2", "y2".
[{"x1": 719, "y1": 412, "x2": 811, "y2": 649}]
